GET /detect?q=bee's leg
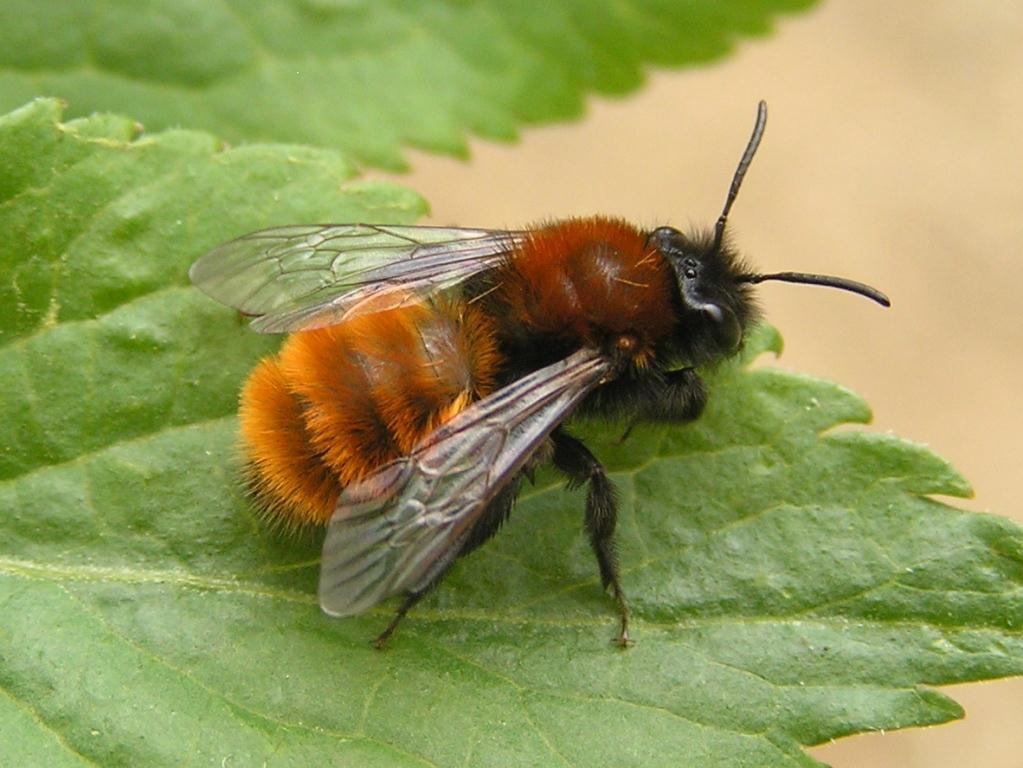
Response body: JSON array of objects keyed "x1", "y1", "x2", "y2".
[
  {"x1": 551, "y1": 429, "x2": 631, "y2": 647},
  {"x1": 374, "y1": 590, "x2": 431, "y2": 649},
  {"x1": 459, "y1": 477, "x2": 522, "y2": 556},
  {"x1": 374, "y1": 545, "x2": 464, "y2": 649},
  {"x1": 605, "y1": 368, "x2": 706, "y2": 443},
  {"x1": 373, "y1": 481, "x2": 521, "y2": 649},
  {"x1": 631, "y1": 367, "x2": 706, "y2": 425}
]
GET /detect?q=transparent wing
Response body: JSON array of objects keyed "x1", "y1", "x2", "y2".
[
  {"x1": 318, "y1": 347, "x2": 613, "y2": 617},
  {"x1": 189, "y1": 224, "x2": 524, "y2": 332}
]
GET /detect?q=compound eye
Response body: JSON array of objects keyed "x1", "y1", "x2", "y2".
[
  {"x1": 647, "y1": 226, "x2": 686, "y2": 256},
  {"x1": 703, "y1": 303, "x2": 742, "y2": 351},
  {"x1": 649, "y1": 226, "x2": 677, "y2": 242}
]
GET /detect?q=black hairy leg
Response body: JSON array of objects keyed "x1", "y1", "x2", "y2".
[
  {"x1": 550, "y1": 428, "x2": 632, "y2": 647},
  {"x1": 374, "y1": 586, "x2": 433, "y2": 649},
  {"x1": 613, "y1": 367, "x2": 707, "y2": 442},
  {"x1": 580, "y1": 366, "x2": 706, "y2": 423},
  {"x1": 374, "y1": 480, "x2": 521, "y2": 649},
  {"x1": 638, "y1": 367, "x2": 707, "y2": 422},
  {"x1": 460, "y1": 477, "x2": 522, "y2": 556}
]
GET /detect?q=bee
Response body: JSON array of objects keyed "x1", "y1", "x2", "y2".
[{"x1": 190, "y1": 102, "x2": 889, "y2": 648}]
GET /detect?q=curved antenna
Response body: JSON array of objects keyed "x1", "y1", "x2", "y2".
[
  {"x1": 713, "y1": 100, "x2": 768, "y2": 252},
  {"x1": 740, "y1": 271, "x2": 891, "y2": 307}
]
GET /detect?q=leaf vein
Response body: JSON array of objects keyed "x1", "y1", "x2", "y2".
[
  {"x1": 0, "y1": 681, "x2": 103, "y2": 768},
  {"x1": 0, "y1": 412, "x2": 237, "y2": 488}
]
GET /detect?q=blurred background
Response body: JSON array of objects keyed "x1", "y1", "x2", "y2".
[{"x1": 385, "y1": 1, "x2": 1023, "y2": 765}]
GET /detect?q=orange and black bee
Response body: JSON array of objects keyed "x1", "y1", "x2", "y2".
[{"x1": 190, "y1": 103, "x2": 889, "y2": 648}]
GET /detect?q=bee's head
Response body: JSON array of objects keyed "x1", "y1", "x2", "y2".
[
  {"x1": 652, "y1": 226, "x2": 758, "y2": 360},
  {"x1": 654, "y1": 101, "x2": 888, "y2": 364}
]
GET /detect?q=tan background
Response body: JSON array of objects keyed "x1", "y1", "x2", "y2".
[{"x1": 380, "y1": 2, "x2": 1023, "y2": 765}]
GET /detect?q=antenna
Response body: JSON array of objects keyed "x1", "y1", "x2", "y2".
[
  {"x1": 740, "y1": 271, "x2": 891, "y2": 307},
  {"x1": 713, "y1": 100, "x2": 768, "y2": 252},
  {"x1": 715, "y1": 102, "x2": 890, "y2": 308}
]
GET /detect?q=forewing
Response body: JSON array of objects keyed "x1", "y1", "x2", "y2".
[
  {"x1": 189, "y1": 224, "x2": 523, "y2": 332},
  {"x1": 318, "y1": 348, "x2": 613, "y2": 617}
]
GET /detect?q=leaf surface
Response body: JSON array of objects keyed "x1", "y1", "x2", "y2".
[{"x1": 0, "y1": 0, "x2": 818, "y2": 167}]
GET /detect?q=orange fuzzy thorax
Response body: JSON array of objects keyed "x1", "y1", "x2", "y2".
[
  {"x1": 239, "y1": 300, "x2": 500, "y2": 528},
  {"x1": 495, "y1": 217, "x2": 678, "y2": 361}
]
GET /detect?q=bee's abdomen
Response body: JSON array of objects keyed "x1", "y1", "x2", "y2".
[{"x1": 239, "y1": 299, "x2": 501, "y2": 528}]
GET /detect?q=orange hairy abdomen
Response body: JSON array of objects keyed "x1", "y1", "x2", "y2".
[{"x1": 239, "y1": 300, "x2": 500, "y2": 529}]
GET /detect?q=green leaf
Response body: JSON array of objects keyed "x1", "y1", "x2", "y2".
[
  {"x1": 2, "y1": 99, "x2": 1021, "y2": 767},
  {"x1": 0, "y1": 0, "x2": 818, "y2": 168}
]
